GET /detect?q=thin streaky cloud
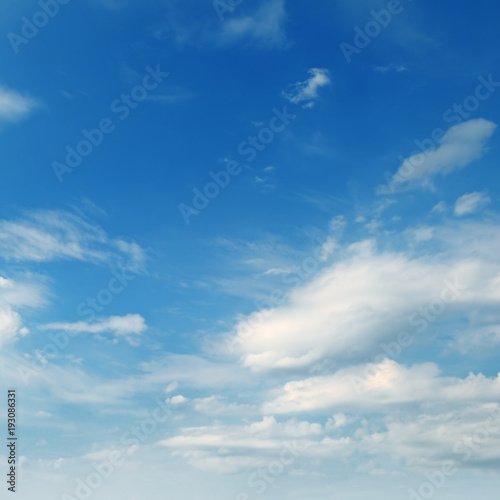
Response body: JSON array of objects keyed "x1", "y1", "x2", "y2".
[{"x1": 0, "y1": 209, "x2": 147, "y2": 271}]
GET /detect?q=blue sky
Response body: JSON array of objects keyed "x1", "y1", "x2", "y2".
[{"x1": 1, "y1": 0, "x2": 500, "y2": 498}]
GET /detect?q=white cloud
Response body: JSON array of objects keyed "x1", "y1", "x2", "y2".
[
  {"x1": 0, "y1": 275, "x2": 45, "y2": 347},
  {"x1": 137, "y1": 354, "x2": 253, "y2": 392},
  {"x1": 0, "y1": 277, "x2": 46, "y2": 309},
  {"x1": 166, "y1": 395, "x2": 188, "y2": 405},
  {"x1": 223, "y1": 219, "x2": 500, "y2": 373},
  {"x1": 437, "y1": 218, "x2": 500, "y2": 258},
  {"x1": 224, "y1": 247, "x2": 457, "y2": 371},
  {"x1": 263, "y1": 360, "x2": 500, "y2": 414},
  {"x1": 42, "y1": 314, "x2": 147, "y2": 346},
  {"x1": 326, "y1": 413, "x2": 350, "y2": 430},
  {"x1": 0, "y1": 209, "x2": 146, "y2": 271},
  {"x1": 221, "y1": 0, "x2": 287, "y2": 48},
  {"x1": 0, "y1": 306, "x2": 22, "y2": 347},
  {"x1": 165, "y1": 381, "x2": 179, "y2": 393},
  {"x1": 361, "y1": 405, "x2": 500, "y2": 473},
  {"x1": 454, "y1": 191, "x2": 491, "y2": 216},
  {"x1": 282, "y1": 68, "x2": 331, "y2": 107},
  {"x1": 378, "y1": 119, "x2": 497, "y2": 193},
  {"x1": 0, "y1": 86, "x2": 39, "y2": 122},
  {"x1": 35, "y1": 411, "x2": 52, "y2": 418},
  {"x1": 263, "y1": 267, "x2": 294, "y2": 276},
  {"x1": 160, "y1": 416, "x2": 325, "y2": 473},
  {"x1": 193, "y1": 396, "x2": 255, "y2": 416},
  {"x1": 329, "y1": 215, "x2": 346, "y2": 233},
  {"x1": 2, "y1": 353, "x2": 253, "y2": 407},
  {"x1": 407, "y1": 226, "x2": 434, "y2": 242},
  {"x1": 317, "y1": 236, "x2": 338, "y2": 261},
  {"x1": 373, "y1": 64, "x2": 408, "y2": 74},
  {"x1": 432, "y1": 201, "x2": 447, "y2": 213},
  {"x1": 363, "y1": 219, "x2": 383, "y2": 232},
  {"x1": 83, "y1": 444, "x2": 137, "y2": 463},
  {"x1": 158, "y1": 0, "x2": 287, "y2": 49},
  {"x1": 451, "y1": 324, "x2": 500, "y2": 353},
  {"x1": 157, "y1": 388, "x2": 500, "y2": 476}
]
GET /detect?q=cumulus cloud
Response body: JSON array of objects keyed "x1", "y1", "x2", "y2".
[
  {"x1": 282, "y1": 68, "x2": 331, "y2": 107},
  {"x1": 0, "y1": 275, "x2": 45, "y2": 347},
  {"x1": 0, "y1": 209, "x2": 146, "y2": 271},
  {"x1": 0, "y1": 306, "x2": 22, "y2": 347},
  {"x1": 222, "y1": 217, "x2": 500, "y2": 373},
  {"x1": 0, "y1": 86, "x2": 39, "y2": 122},
  {"x1": 378, "y1": 119, "x2": 497, "y2": 193},
  {"x1": 225, "y1": 246, "x2": 492, "y2": 372},
  {"x1": 166, "y1": 395, "x2": 189, "y2": 405},
  {"x1": 454, "y1": 191, "x2": 491, "y2": 216},
  {"x1": 263, "y1": 360, "x2": 500, "y2": 414},
  {"x1": 158, "y1": 366, "x2": 500, "y2": 475}
]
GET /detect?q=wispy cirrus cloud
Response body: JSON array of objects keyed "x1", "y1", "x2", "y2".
[
  {"x1": 451, "y1": 324, "x2": 500, "y2": 354},
  {"x1": 379, "y1": 118, "x2": 497, "y2": 193},
  {"x1": 0, "y1": 209, "x2": 147, "y2": 271},
  {"x1": 42, "y1": 314, "x2": 147, "y2": 346},
  {"x1": 454, "y1": 191, "x2": 491, "y2": 216},
  {"x1": 154, "y1": 0, "x2": 288, "y2": 49},
  {"x1": 282, "y1": 68, "x2": 331, "y2": 107},
  {"x1": 220, "y1": 0, "x2": 287, "y2": 48},
  {"x1": 0, "y1": 85, "x2": 40, "y2": 123},
  {"x1": 160, "y1": 415, "x2": 323, "y2": 473}
]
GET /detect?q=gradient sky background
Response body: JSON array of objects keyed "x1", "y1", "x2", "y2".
[{"x1": 1, "y1": 0, "x2": 500, "y2": 499}]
